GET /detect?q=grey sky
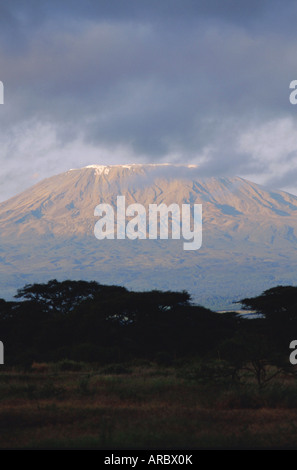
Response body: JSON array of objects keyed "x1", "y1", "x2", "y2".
[{"x1": 1, "y1": 0, "x2": 297, "y2": 201}]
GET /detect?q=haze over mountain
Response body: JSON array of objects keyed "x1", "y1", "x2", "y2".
[{"x1": 0, "y1": 163, "x2": 297, "y2": 310}]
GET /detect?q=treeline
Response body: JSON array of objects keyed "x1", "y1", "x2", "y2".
[{"x1": 0, "y1": 280, "x2": 296, "y2": 378}]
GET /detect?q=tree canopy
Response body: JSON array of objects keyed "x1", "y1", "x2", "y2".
[
  {"x1": 240, "y1": 285, "x2": 297, "y2": 322},
  {"x1": 0, "y1": 280, "x2": 294, "y2": 376}
]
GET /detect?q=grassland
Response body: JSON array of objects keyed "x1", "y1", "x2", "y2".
[{"x1": 0, "y1": 359, "x2": 297, "y2": 449}]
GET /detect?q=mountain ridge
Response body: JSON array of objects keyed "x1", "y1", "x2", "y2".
[{"x1": 0, "y1": 163, "x2": 297, "y2": 310}]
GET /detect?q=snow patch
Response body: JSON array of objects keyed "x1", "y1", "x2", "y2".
[
  {"x1": 85, "y1": 165, "x2": 106, "y2": 175},
  {"x1": 71, "y1": 163, "x2": 198, "y2": 175},
  {"x1": 83, "y1": 165, "x2": 112, "y2": 176}
]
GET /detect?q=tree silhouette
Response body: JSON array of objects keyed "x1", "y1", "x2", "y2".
[
  {"x1": 239, "y1": 285, "x2": 297, "y2": 359},
  {"x1": 240, "y1": 285, "x2": 297, "y2": 323},
  {"x1": 0, "y1": 279, "x2": 242, "y2": 365},
  {"x1": 14, "y1": 279, "x2": 126, "y2": 314}
]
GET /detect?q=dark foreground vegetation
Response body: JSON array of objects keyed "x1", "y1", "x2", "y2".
[{"x1": 1, "y1": 280, "x2": 297, "y2": 449}]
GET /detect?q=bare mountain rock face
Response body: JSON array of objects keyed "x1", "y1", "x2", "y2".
[{"x1": 1, "y1": 163, "x2": 297, "y2": 310}]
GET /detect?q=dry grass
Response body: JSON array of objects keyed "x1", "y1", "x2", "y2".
[{"x1": 0, "y1": 362, "x2": 297, "y2": 449}]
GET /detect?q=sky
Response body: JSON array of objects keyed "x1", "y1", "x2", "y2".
[{"x1": 1, "y1": 0, "x2": 297, "y2": 201}]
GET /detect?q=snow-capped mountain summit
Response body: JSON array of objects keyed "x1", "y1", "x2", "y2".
[{"x1": 0, "y1": 163, "x2": 297, "y2": 309}]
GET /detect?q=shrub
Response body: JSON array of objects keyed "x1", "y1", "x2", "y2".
[
  {"x1": 100, "y1": 363, "x2": 131, "y2": 375},
  {"x1": 55, "y1": 359, "x2": 85, "y2": 372},
  {"x1": 31, "y1": 362, "x2": 50, "y2": 373}
]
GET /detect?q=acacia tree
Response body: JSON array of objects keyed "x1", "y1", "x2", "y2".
[
  {"x1": 240, "y1": 285, "x2": 297, "y2": 323},
  {"x1": 237, "y1": 285, "x2": 297, "y2": 376},
  {"x1": 14, "y1": 279, "x2": 127, "y2": 315},
  {"x1": 240, "y1": 286, "x2": 297, "y2": 346},
  {"x1": 218, "y1": 328, "x2": 289, "y2": 388}
]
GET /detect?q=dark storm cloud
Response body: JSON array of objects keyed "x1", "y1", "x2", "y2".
[
  {"x1": 0, "y1": 0, "x2": 273, "y2": 27},
  {"x1": 1, "y1": 0, "x2": 297, "y2": 200}
]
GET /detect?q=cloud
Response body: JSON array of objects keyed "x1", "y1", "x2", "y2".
[
  {"x1": 1, "y1": 0, "x2": 297, "y2": 200},
  {"x1": 237, "y1": 117, "x2": 297, "y2": 193}
]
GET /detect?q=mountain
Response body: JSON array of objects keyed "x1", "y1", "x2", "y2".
[{"x1": 1, "y1": 163, "x2": 297, "y2": 310}]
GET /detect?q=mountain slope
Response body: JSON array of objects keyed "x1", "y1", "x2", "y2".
[{"x1": 0, "y1": 163, "x2": 297, "y2": 309}]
